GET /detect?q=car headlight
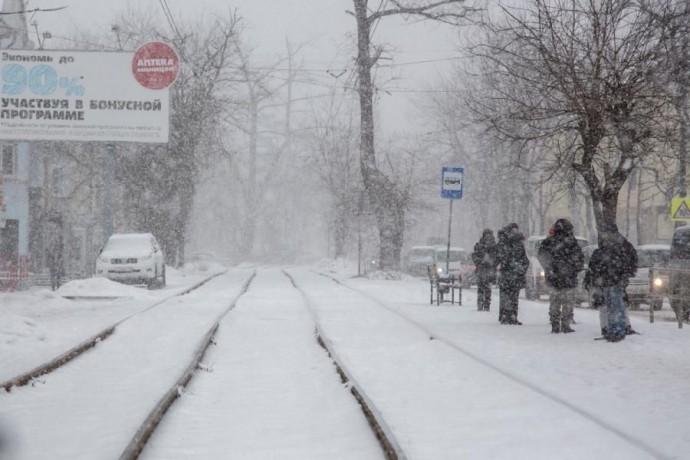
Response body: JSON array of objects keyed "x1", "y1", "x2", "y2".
[
  {"x1": 140, "y1": 253, "x2": 153, "y2": 261},
  {"x1": 98, "y1": 255, "x2": 109, "y2": 263},
  {"x1": 540, "y1": 269, "x2": 545, "y2": 277},
  {"x1": 437, "y1": 267, "x2": 444, "y2": 275}
]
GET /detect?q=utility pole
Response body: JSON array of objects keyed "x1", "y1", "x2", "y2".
[{"x1": 103, "y1": 144, "x2": 115, "y2": 242}]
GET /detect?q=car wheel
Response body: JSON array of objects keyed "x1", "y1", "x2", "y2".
[
  {"x1": 628, "y1": 301, "x2": 641, "y2": 311},
  {"x1": 148, "y1": 266, "x2": 159, "y2": 290},
  {"x1": 651, "y1": 299, "x2": 663, "y2": 311}
]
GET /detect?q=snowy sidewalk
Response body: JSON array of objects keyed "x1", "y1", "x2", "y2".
[{"x1": 293, "y1": 269, "x2": 679, "y2": 459}]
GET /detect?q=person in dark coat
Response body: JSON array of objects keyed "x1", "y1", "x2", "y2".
[
  {"x1": 583, "y1": 223, "x2": 637, "y2": 342},
  {"x1": 537, "y1": 218, "x2": 585, "y2": 333},
  {"x1": 46, "y1": 239, "x2": 64, "y2": 292},
  {"x1": 496, "y1": 223, "x2": 530, "y2": 325},
  {"x1": 472, "y1": 229, "x2": 498, "y2": 311}
]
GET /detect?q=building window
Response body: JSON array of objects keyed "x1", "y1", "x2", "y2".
[{"x1": 1, "y1": 144, "x2": 17, "y2": 176}]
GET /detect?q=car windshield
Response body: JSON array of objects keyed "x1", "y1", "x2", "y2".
[
  {"x1": 642, "y1": 249, "x2": 669, "y2": 265},
  {"x1": 636, "y1": 250, "x2": 651, "y2": 267},
  {"x1": 104, "y1": 236, "x2": 152, "y2": 253},
  {"x1": 408, "y1": 248, "x2": 435, "y2": 259},
  {"x1": 436, "y1": 249, "x2": 466, "y2": 263}
]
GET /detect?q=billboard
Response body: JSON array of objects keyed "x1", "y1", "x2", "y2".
[{"x1": 0, "y1": 43, "x2": 179, "y2": 143}]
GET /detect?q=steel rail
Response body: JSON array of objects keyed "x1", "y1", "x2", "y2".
[
  {"x1": 118, "y1": 272, "x2": 256, "y2": 460},
  {"x1": 1, "y1": 271, "x2": 226, "y2": 392},
  {"x1": 285, "y1": 270, "x2": 408, "y2": 460}
]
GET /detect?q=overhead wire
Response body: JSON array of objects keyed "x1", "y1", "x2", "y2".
[
  {"x1": 158, "y1": 0, "x2": 184, "y2": 44},
  {"x1": 0, "y1": 6, "x2": 66, "y2": 15}
]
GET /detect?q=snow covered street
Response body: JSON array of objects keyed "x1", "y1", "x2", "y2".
[{"x1": 1, "y1": 262, "x2": 689, "y2": 459}]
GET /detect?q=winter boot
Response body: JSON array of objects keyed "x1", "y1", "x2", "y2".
[
  {"x1": 550, "y1": 314, "x2": 561, "y2": 333},
  {"x1": 561, "y1": 323, "x2": 575, "y2": 333}
]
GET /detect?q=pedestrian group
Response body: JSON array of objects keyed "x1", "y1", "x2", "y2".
[{"x1": 469, "y1": 219, "x2": 637, "y2": 342}]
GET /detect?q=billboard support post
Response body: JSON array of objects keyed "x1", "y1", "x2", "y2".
[{"x1": 103, "y1": 143, "x2": 115, "y2": 242}]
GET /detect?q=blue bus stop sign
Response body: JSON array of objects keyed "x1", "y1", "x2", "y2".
[{"x1": 441, "y1": 166, "x2": 464, "y2": 199}]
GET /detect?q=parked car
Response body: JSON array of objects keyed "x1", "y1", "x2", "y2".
[
  {"x1": 668, "y1": 226, "x2": 690, "y2": 321},
  {"x1": 95, "y1": 233, "x2": 166, "y2": 288},
  {"x1": 524, "y1": 234, "x2": 589, "y2": 300},
  {"x1": 638, "y1": 244, "x2": 670, "y2": 306},
  {"x1": 433, "y1": 246, "x2": 476, "y2": 287},
  {"x1": 626, "y1": 248, "x2": 663, "y2": 310},
  {"x1": 582, "y1": 244, "x2": 663, "y2": 310},
  {"x1": 403, "y1": 246, "x2": 437, "y2": 276}
]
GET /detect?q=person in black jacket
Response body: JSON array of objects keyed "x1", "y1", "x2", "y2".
[
  {"x1": 583, "y1": 224, "x2": 637, "y2": 342},
  {"x1": 537, "y1": 219, "x2": 585, "y2": 333},
  {"x1": 496, "y1": 223, "x2": 530, "y2": 325},
  {"x1": 472, "y1": 229, "x2": 498, "y2": 311}
]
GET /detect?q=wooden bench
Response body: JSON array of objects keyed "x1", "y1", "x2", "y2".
[{"x1": 427, "y1": 265, "x2": 462, "y2": 306}]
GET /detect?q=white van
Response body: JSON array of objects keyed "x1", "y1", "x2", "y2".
[{"x1": 403, "y1": 246, "x2": 437, "y2": 276}]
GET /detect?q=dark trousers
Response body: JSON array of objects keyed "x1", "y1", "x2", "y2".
[
  {"x1": 50, "y1": 268, "x2": 61, "y2": 291},
  {"x1": 499, "y1": 286, "x2": 520, "y2": 323},
  {"x1": 477, "y1": 279, "x2": 492, "y2": 311}
]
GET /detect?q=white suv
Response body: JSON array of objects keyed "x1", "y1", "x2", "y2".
[{"x1": 95, "y1": 233, "x2": 166, "y2": 288}]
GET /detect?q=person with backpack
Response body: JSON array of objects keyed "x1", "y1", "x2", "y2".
[
  {"x1": 472, "y1": 229, "x2": 498, "y2": 311},
  {"x1": 537, "y1": 219, "x2": 585, "y2": 333}
]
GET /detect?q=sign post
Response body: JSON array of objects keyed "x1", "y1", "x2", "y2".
[{"x1": 441, "y1": 167, "x2": 464, "y2": 275}]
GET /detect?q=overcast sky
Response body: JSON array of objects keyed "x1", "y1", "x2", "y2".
[{"x1": 27, "y1": 0, "x2": 462, "y2": 135}]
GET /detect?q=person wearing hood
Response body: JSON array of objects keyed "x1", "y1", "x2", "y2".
[
  {"x1": 496, "y1": 223, "x2": 530, "y2": 325},
  {"x1": 583, "y1": 223, "x2": 637, "y2": 342},
  {"x1": 472, "y1": 229, "x2": 498, "y2": 311},
  {"x1": 537, "y1": 218, "x2": 585, "y2": 333}
]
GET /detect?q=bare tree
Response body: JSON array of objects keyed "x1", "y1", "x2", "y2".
[
  {"x1": 114, "y1": 9, "x2": 243, "y2": 265},
  {"x1": 220, "y1": 34, "x2": 308, "y2": 261},
  {"x1": 348, "y1": 0, "x2": 477, "y2": 270},
  {"x1": 302, "y1": 88, "x2": 362, "y2": 258},
  {"x1": 468, "y1": 0, "x2": 667, "y2": 236},
  {"x1": 640, "y1": 0, "x2": 690, "y2": 205}
]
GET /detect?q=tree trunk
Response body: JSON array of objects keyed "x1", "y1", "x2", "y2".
[
  {"x1": 354, "y1": 1, "x2": 405, "y2": 270},
  {"x1": 239, "y1": 99, "x2": 259, "y2": 261}
]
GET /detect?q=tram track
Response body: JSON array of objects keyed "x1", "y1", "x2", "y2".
[
  {"x1": 284, "y1": 270, "x2": 407, "y2": 460},
  {"x1": 118, "y1": 272, "x2": 256, "y2": 460},
  {"x1": 314, "y1": 272, "x2": 671, "y2": 460},
  {"x1": 124, "y1": 268, "x2": 395, "y2": 460},
  {"x1": 1, "y1": 270, "x2": 227, "y2": 392}
]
